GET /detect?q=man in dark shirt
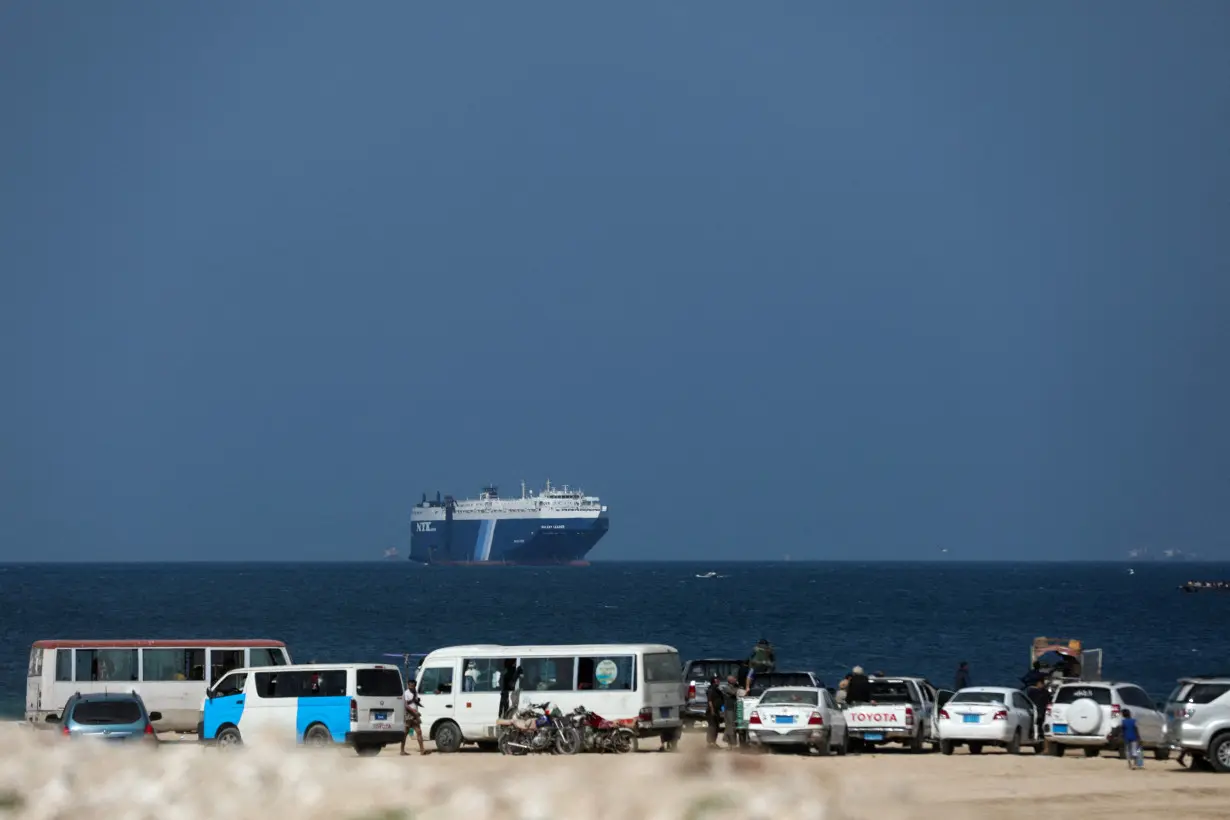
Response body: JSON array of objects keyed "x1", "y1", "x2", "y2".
[
  {"x1": 847, "y1": 666, "x2": 871, "y2": 704},
  {"x1": 1024, "y1": 678, "x2": 1050, "y2": 741},
  {"x1": 497, "y1": 659, "x2": 522, "y2": 719},
  {"x1": 954, "y1": 661, "x2": 971, "y2": 690},
  {"x1": 705, "y1": 675, "x2": 723, "y2": 748}
]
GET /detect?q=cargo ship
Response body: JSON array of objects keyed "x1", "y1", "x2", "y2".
[{"x1": 408, "y1": 480, "x2": 609, "y2": 566}]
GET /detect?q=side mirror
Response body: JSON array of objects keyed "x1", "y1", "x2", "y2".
[
  {"x1": 45, "y1": 714, "x2": 60, "y2": 724},
  {"x1": 149, "y1": 712, "x2": 163, "y2": 722}
]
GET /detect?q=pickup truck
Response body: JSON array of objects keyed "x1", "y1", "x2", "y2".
[
  {"x1": 681, "y1": 658, "x2": 745, "y2": 728},
  {"x1": 844, "y1": 676, "x2": 952, "y2": 753}
]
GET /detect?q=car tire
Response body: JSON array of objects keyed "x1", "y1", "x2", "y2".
[
  {"x1": 968, "y1": 742, "x2": 983, "y2": 756},
  {"x1": 433, "y1": 720, "x2": 463, "y2": 754},
  {"x1": 355, "y1": 745, "x2": 381, "y2": 757},
  {"x1": 304, "y1": 724, "x2": 332, "y2": 748},
  {"x1": 1209, "y1": 733, "x2": 1230, "y2": 774},
  {"x1": 1048, "y1": 741, "x2": 1065, "y2": 757},
  {"x1": 1084, "y1": 746, "x2": 1100, "y2": 758},
  {"x1": 908, "y1": 731, "x2": 925, "y2": 753},
  {"x1": 1153, "y1": 746, "x2": 1170, "y2": 762},
  {"x1": 1007, "y1": 731, "x2": 1021, "y2": 755},
  {"x1": 940, "y1": 739, "x2": 955, "y2": 756},
  {"x1": 216, "y1": 726, "x2": 243, "y2": 749}
]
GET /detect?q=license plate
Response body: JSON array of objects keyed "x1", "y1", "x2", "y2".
[
  {"x1": 864, "y1": 732, "x2": 883, "y2": 741},
  {"x1": 659, "y1": 707, "x2": 671, "y2": 719},
  {"x1": 372, "y1": 723, "x2": 391, "y2": 730},
  {"x1": 1052, "y1": 724, "x2": 1068, "y2": 734},
  {"x1": 372, "y1": 711, "x2": 388, "y2": 721},
  {"x1": 963, "y1": 714, "x2": 980, "y2": 724},
  {"x1": 774, "y1": 715, "x2": 795, "y2": 724}
]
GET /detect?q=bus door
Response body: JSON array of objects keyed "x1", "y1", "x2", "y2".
[
  {"x1": 456, "y1": 656, "x2": 511, "y2": 739},
  {"x1": 416, "y1": 660, "x2": 458, "y2": 735}
]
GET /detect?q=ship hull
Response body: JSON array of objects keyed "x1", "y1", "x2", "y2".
[{"x1": 409, "y1": 515, "x2": 608, "y2": 566}]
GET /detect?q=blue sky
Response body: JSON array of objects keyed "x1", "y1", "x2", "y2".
[{"x1": 2, "y1": 1, "x2": 1227, "y2": 561}]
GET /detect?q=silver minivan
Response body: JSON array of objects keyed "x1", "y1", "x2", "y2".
[{"x1": 1165, "y1": 676, "x2": 1230, "y2": 772}]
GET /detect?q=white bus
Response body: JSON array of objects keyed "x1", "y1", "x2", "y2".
[
  {"x1": 414, "y1": 643, "x2": 685, "y2": 753},
  {"x1": 25, "y1": 639, "x2": 291, "y2": 732}
]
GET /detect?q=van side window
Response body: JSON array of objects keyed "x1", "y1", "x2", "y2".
[
  {"x1": 55, "y1": 651, "x2": 73, "y2": 682},
  {"x1": 420, "y1": 666, "x2": 454, "y2": 695},
  {"x1": 520, "y1": 657, "x2": 576, "y2": 692},
  {"x1": 214, "y1": 673, "x2": 247, "y2": 697},
  {"x1": 461, "y1": 659, "x2": 502, "y2": 693},
  {"x1": 308, "y1": 670, "x2": 347, "y2": 697},
  {"x1": 577, "y1": 656, "x2": 635, "y2": 691}
]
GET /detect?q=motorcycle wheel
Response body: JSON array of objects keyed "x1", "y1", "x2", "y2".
[
  {"x1": 612, "y1": 729, "x2": 635, "y2": 754},
  {"x1": 555, "y1": 726, "x2": 583, "y2": 756},
  {"x1": 498, "y1": 731, "x2": 527, "y2": 756}
]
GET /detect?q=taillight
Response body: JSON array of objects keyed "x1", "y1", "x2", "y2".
[
  {"x1": 807, "y1": 711, "x2": 823, "y2": 726},
  {"x1": 904, "y1": 706, "x2": 914, "y2": 726},
  {"x1": 61, "y1": 725, "x2": 70, "y2": 736},
  {"x1": 1046, "y1": 703, "x2": 1053, "y2": 716},
  {"x1": 144, "y1": 722, "x2": 155, "y2": 735},
  {"x1": 749, "y1": 711, "x2": 762, "y2": 725},
  {"x1": 350, "y1": 699, "x2": 358, "y2": 721},
  {"x1": 939, "y1": 709, "x2": 950, "y2": 720},
  {"x1": 687, "y1": 684, "x2": 696, "y2": 700},
  {"x1": 638, "y1": 707, "x2": 652, "y2": 722},
  {"x1": 992, "y1": 710, "x2": 1008, "y2": 721},
  {"x1": 1111, "y1": 704, "x2": 1121, "y2": 719}
]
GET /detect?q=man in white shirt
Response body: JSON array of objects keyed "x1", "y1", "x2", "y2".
[{"x1": 400, "y1": 679, "x2": 427, "y2": 756}]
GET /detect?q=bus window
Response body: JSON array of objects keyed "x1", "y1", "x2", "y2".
[
  {"x1": 28, "y1": 648, "x2": 43, "y2": 678},
  {"x1": 577, "y1": 656, "x2": 635, "y2": 691},
  {"x1": 209, "y1": 649, "x2": 245, "y2": 684},
  {"x1": 55, "y1": 650, "x2": 72, "y2": 682},
  {"x1": 520, "y1": 657, "x2": 576, "y2": 692},
  {"x1": 249, "y1": 647, "x2": 286, "y2": 667},
  {"x1": 462, "y1": 658, "x2": 503, "y2": 692},
  {"x1": 643, "y1": 652, "x2": 682, "y2": 682},
  {"x1": 77, "y1": 649, "x2": 138, "y2": 682},
  {"x1": 142, "y1": 648, "x2": 195, "y2": 681}
]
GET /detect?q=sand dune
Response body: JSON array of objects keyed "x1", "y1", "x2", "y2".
[{"x1": 1, "y1": 726, "x2": 1225, "y2": 819}]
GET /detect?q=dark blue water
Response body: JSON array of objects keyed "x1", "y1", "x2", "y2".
[{"x1": 3, "y1": 561, "x2": 1228, "y2": 717}]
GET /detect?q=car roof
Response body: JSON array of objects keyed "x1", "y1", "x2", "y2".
[
  {"x1": 762, "y1": 686, "x2": 823, "y2": 692},
  {"x1": 954, "y1": 686, "x2": 1018, "y2": 694},
  {"x1": 71, "y1": 691, "x2": 145, "y2": 702}
]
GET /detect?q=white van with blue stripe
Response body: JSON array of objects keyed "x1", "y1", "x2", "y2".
[{"x1": 199, "y1": 663, "x2": 404, "y2": 756}]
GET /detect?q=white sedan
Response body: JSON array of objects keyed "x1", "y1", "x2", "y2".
[
  {"x1": 936, "y1": 687, "x2": 1042, "y2": 755},
  {"x1": 747, "y1": 686, "x2": 848, "y2": 755}
]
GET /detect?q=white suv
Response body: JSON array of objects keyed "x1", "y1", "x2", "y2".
[
  {"x1": 1164, "y1": 676, "x2": 1230, "y2": 773},
  {"x1": 1045, "y1": 681, "x2": 1169, "y2": 759}
]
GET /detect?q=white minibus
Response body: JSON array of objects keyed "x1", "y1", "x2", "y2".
[
  {"x1": 414, "y1": 643, "x2": 685, "y2": 752},
  {"x1": 199, "y1": 662, "x2": 405, "y2": 755},
  {"x1": 25, "y1": 639, "x2": 291, "y2": 732}
]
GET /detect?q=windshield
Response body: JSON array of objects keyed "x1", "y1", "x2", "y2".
[
  {"x1": 72, "y1": 700, "x2": 142, "y2": 725},
  {"x1": 868, "y1": 681, "x2": 915, "y2": 703},
  {"x1": 1055, "y1": 686, "x2": 1112, "y2": 705},
  {"x1": 759, "y1": 689, "x2": 819, "y2": 706},
  {"x1": 357, "y1": 668, "x2": 403, "y2": 697},
  {"x1": 687, "y1": 661, "x2": 742, "y2": 682},
  {"x1": 644, "y1": 652, "x2": 682, "y2": 683},
  {"x1": 950, "y1": 691, "x2": 1005, "y2": 705},
  {"x1": 749, "y1": 674, "x2": 814, "y2": 697}
]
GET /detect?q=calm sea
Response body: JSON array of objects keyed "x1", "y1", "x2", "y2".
[{"x1": 3, "y1": 561, "x2": 1227, "y2": 718}]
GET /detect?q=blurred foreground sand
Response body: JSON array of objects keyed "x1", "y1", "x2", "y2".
[{"x1": 2, "y1": 725, "x2": 1226, "y2": 819}]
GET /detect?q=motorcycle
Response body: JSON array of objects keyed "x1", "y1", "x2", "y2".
[
  {"x1": 496, "y1": 701, "x2": 582, "y2": 756},
  {"x1": 568, "y1": 705, "x2": 636, "y2": 753}
]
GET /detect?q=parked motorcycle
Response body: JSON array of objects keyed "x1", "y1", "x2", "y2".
[
  {"x1": 568, "y1": 705, "x2": 636, "y2": 753},
  {"x1": 497, "y1": 701, "x2": 582, "y2": 755}
]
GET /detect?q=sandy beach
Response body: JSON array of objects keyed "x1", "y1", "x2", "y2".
[{"x1": 2, "y1": 724, "x2": 1225, "y2": 819}]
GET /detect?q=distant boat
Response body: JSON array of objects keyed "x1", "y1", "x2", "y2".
[
  {"x1": 383, "y1": 547, "x2": 399, "y2": 560},
  {"x1": 696, "y1": 571, "x2": 719, "y2": 579}
]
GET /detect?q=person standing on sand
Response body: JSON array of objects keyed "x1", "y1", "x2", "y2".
[
  {"x1": 401, "y1": 679, "x2": 427, "y2": 756},
  {"x1": 705, "y1": 675, "x2": 723, "y2": 748},
  {"x1": 1121, "y1": 709, "x2": 1143, "y2": 769},
  {"x1": 720, "y1": 675, "x2": 739, "y2": 749},
  {"x1": 1025, "y1": 678, "x2": 1050, "y2": 741},
  {"x1": 954, "y1": 661, "x2": 971, "y2": 690}
]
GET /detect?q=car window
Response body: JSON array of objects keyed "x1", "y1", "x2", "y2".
[
  {"x1": 213, "y1": 672, "x2": 246, "y2": 698},
  {"x1": 1117, "y1": 686, "x2": 1152, "y2": 708},
  {"x1": 759, "y1": 689, "x2": 819, "y2": 706},
  {"x1": 1013, "y1": 693, "x2": 1032, "y2": 711},
  {"x1": 687, "y1": 661, "x2": 742, "y2": 681},
  {"x1": 419, "y1": 665, "x2": 455, "y2": 695},
  {"x1": 749, "y1": 674, "x2": 815, "y2": 696},
  {"x1": 356, "y1": 668, "x2": 403, "y2": 698},
  {"x1": 1177, "y1": 684, "x2": 1230, "y2": 705},
  {"x1": 72, "y1": 700, "x2": 142, "y2": 725},
  {"x1": 868, "y1": 681, "x2": 916, "y2": 703},
  {"x1": 950, "y1": 691, "x2": 1004, "y2": 705},
  {"x1": 1054, "y1": 686, "x2": 1112, "y2": 705}
]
